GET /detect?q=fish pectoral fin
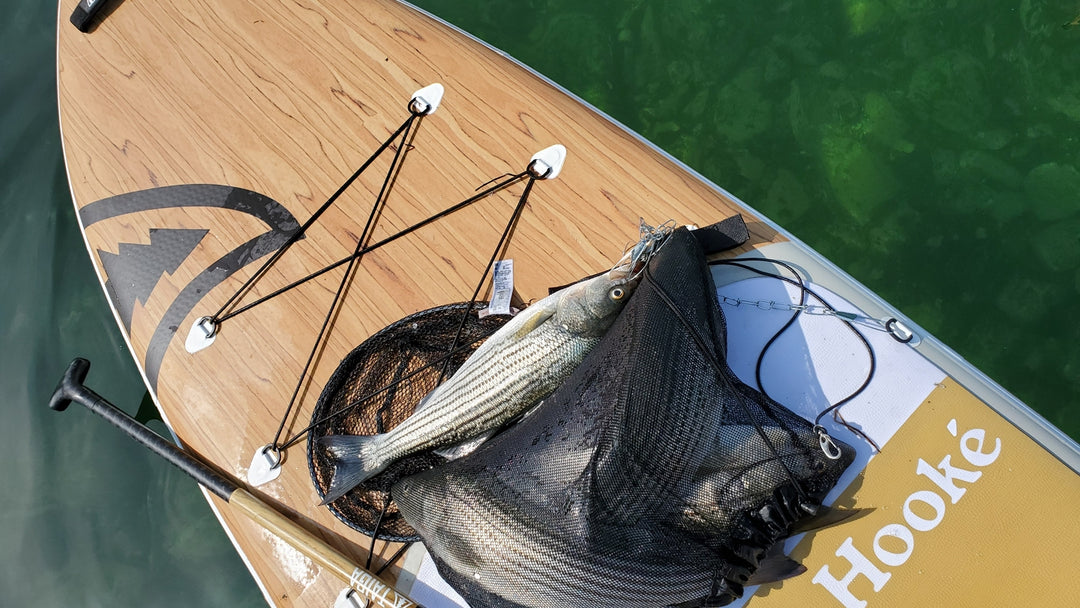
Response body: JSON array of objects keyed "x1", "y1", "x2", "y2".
[
  {"x1": 506, "y1": 297, "x2": 558, "y2": 339},
  {"x1": 789, "y1": 506, "x2": 874, "y2": 535},
  {"x1": 433, "y1": 430, "x2": 495, "y2": 460}
]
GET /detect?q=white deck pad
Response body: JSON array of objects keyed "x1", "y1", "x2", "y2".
[
  {"x1": 407, "y1": 553, "x2": 470, "y2": 608},
  {"x1": 717, "y1": 275, "x2": 945, "y2": 496}
]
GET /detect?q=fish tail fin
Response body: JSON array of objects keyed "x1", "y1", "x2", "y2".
[{"x1": 319, "y1": 434, "x2": 386, "y2": 505}]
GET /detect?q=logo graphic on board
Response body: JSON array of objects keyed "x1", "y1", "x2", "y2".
[
  {"x1": 78, "y1": 184, "x2": 300, "y2": 388},
  {"x1": 98, "y1": 228, "x2": 209, "y2": 331}
]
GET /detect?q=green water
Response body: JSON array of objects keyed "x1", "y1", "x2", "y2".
[{"x1": 3, "y1": 0, "x2": 1077, "y2": 605}]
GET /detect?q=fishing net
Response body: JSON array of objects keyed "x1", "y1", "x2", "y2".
[
  {"x1": 393, "y1": 226, "x2": 856, "y2": 607},
  {"x1": 307, "y1": 302, "x2": 509, "y2": 541}
]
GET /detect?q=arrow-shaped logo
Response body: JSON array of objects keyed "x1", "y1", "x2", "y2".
[{"x1": 99, "y1": 228, "x2": 208, "y2": 330}]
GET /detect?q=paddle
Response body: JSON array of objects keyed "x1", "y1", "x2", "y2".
[{"x1": 49, "y1": 358, "x2": 417, "y2": 608}]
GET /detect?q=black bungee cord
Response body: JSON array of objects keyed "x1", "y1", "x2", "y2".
[
  {"x1": 435, "y1": 161, "x2": 549, "y2": 386},
  {"x1": 206, "y1": 109, "x2": 424, "y2": 331},
  {"x1": 268, "y1": 104, "x2": 427, "y2": 456},
  {"x1": 271, "y1": 166, "x2": 537, "y2": 453},
  {"x1": 269, "y1": 160, "x2": 546, "y2": 455},
  {"x1": 216, "y1": 170, "x2": 531, "y2": 324}
]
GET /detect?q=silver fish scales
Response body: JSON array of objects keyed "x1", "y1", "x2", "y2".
[
  {"x1": 393, "y1": 227, "x2": 857, "y2": 607},
  {"x1": 318, "y1": 223, "x2": 672, "y2": 504},
  {"x1": 394, "y1": 472, "x2": 717, "y2": 608}
]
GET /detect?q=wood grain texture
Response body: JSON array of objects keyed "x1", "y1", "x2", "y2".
[
  {"x1": 229, "y1": 489, "x2": 416, "y2": 608},
  {"x1": 57, "y1": 1, "x2": 784, "y2": 605}
]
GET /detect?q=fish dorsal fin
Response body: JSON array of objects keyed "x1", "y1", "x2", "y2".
[
  {"x1": 441, "y1": 294, "x2": 559, "y2": 385},
  {"x1": 469, "y1": 290, "x2": 559, "y2": 362},
  {"x1": 416, "y1": 293, "x2": 561, "y2": 414}
]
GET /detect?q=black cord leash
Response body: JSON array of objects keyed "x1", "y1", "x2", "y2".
[
  {"x1": 642, "y1": 263, "x2": 814, "y2": 503},
  {"x1": 710, "y1": 257, "x2": 881, "y2": 452}
]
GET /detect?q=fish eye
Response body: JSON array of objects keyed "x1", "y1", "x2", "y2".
[{"x1": 609, "y1": 287, "x2": 625, "y2": 301}]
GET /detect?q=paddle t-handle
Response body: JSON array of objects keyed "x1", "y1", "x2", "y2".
[
  {"x1": 48, "y1": 358, "x2": 417, "y2": 608},
  {"x1": 48, "y1": 357, "x2": 91, "y2": 412}
]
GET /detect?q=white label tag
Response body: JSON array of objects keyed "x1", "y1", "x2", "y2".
[{"x1": 481, "y1": 259, "x2": 513, "y2": 318}]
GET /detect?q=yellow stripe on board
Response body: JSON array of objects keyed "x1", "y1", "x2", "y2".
[{"x1": 749, "y1": 377, "x2": 1080, "y2": 607}]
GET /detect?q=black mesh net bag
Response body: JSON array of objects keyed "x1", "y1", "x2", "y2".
[
  {"x1": 392, "y1": 227, "x2": 856, "y2": 607},
  {"x1": 307, "y1": 302, "x2": 509, "y2": 541}
]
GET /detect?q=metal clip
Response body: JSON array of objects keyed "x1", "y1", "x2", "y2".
[{"x1": 814, "y1": 425, "x2": 843, "y2": 460}]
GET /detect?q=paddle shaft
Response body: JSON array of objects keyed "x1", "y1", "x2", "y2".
[{"x1": 49, "y1": 358, "x2": 417, "y2": 608}]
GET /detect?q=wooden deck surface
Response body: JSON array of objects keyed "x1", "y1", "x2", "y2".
[{"x1": 57, "y1": 1, "x2": 783, "y2": 605}]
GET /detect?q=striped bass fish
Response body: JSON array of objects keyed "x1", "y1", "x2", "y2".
[
  {"x1": 319, "y1": 251, "x2": 650, "y2": 504},
  {"x1": 392, "y1": 470, "x2": 719, "y2": 608},
  {"x1": 680, "y1": 425, "x2": 830, "y2": 531},
  {"x1": 390, "y1": 226, "x2": 860, "y2": 607},
  {"x1": 391, "y1": 424, "x2": 854, "y2": 608}
]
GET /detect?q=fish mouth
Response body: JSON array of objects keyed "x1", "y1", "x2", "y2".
[
  {"x1": 610, "y1": 218, "x2": 677, "y2": 280},
  {"x1": 605, "y1": 266, "x2": 634, "y2": 283}
]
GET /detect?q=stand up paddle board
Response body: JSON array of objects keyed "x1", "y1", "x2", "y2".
[{"x1": 57, "y1": 1, "x2": 1080, "y2": 607}]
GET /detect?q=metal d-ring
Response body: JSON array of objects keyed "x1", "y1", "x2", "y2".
[
  {"x1": 197, "y1": 316, "x2": 219, "y2": 339},
  {"x1": 884, "y1": 317, "x2": 915, "y2": 343},
  {"x1": 265, "y1": 444, "x2": 284, "y2": 467},
  {"x1": 526, "y1": 158, "x2": 554, "y2": 180}
]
